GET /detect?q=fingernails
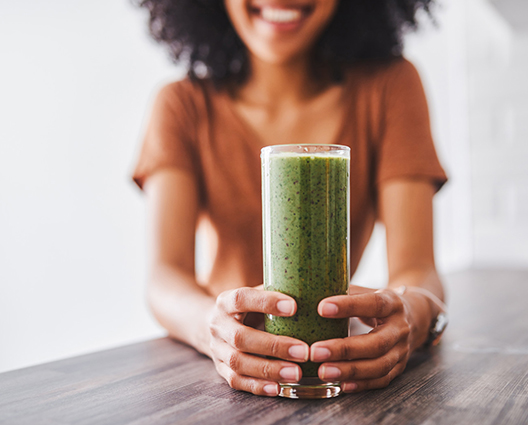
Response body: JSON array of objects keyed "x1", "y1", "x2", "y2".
[
  {"x1": 342, "y1": 382, "x2": 358, "y2": 392},
  {"x1": 277, "y1": 300, "x2": 295, "y2": 315},
  {"x1": 322, "y1": 366, "x2": 341, "y2": 379},
  {"x1": 263, "y1": 384, "x2": 279, "y2": 396},
  {"x1": 311, "y1": 346, "x2": 331, "y2": 362},
  {"x1": 288, "y1": 345, "x2": 309, "y2": 361},
  {"x1": 320, "y1": 303, "x2": 338, "y2": 316},
  {"x1": 280, "y1": 366, "x2": 300, "y2": 382}
]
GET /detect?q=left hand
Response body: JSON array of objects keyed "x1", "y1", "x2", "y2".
[{"x1": 310, "y1": 285, "x2": 422, "y2": 393}]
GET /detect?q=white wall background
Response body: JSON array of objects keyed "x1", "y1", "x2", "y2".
[
  {"x1": 1, "y1": 0, "x2": 525, "y2": 373},
  {"x1": 0, "y1": 0, "x2": 181, "y2": 373},
  {"x1": 466, "y1": 1, "x2": 528, "y2": 265}
]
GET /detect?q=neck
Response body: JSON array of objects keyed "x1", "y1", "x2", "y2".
[{"x1": 235, "y1": 54, "x2": 327, "y2": 107}]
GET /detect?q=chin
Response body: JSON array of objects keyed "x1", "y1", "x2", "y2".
[{"x1": 249, "y1": 44, "x2": 312, "y2": 65}]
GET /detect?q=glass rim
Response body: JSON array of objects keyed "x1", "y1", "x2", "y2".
[{"x1": 261, "y1": 144, "x2": 350, "y2": 158}]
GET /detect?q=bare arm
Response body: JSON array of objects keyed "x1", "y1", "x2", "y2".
[
  {"x1": 144, "y1": 169, "x2": 215, "y2": 356},
  {"x1": 381, "y1": 179, "x2": 443, "y2": 297},
  {"x1": 381, "y1": 179, "x2": 445, "y2": 350}
]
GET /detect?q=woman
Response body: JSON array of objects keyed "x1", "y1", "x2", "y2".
[{"x1": 132, "y1": 0, "x2": 447, "y2": 397}]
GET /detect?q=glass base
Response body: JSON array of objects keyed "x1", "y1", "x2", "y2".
[{"x1": 278, "y1": 378, "x2": 342, "y2": 399}]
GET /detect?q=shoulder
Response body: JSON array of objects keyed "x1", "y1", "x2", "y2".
[
  {"x1": 154, "y1": 78, "x2": 203, "y2": 116},
  {"x1": 151, "y1": 78, "x2": 229, "y2": 134},
  {"x1": 344, "y1": 57, "x2": 423, "y2": 91},
  {"x1": 155, "y1": 77, "x2": 223, "y2": 115}
]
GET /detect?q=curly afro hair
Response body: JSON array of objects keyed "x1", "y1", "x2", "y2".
[{"x1": 134, "y1": 0, "x2": 434, "y2": 86}]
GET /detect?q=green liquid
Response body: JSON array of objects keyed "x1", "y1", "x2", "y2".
[{"x1": 263, "y1": 153, "x2": 349, "y2": 377}]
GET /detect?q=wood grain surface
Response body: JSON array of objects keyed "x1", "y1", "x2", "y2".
[{"x1": 1, "y1": 269, "x2": 528, "y2": 425}]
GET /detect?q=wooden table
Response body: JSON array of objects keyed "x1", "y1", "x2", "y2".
[{"x1": 1, "y1": 270, "x2": 528, "y2": 425}]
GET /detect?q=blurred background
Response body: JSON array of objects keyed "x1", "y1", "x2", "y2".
[{"x1": 0, "y1": 0, "x2": 527, "y2": 373}]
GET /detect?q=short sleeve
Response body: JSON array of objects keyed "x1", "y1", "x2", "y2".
[
  {"x1": 132, "y1": 81, "x2": 199, "y2": 190},
  {"x1": 376, "y1": 59, "x2": 447, "y2": 192}
]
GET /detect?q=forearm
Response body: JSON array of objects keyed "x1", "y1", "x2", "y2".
[
  {"x1": 386, "y1": 266, "x2": 445, "y2": 351},
  {"x1": 147, "y1": 263, "x2": 216, "y2": 357}
]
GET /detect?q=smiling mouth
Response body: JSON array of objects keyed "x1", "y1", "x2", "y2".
[{"x1": 250, "y1": 4, "x2": 314, "y2": 25}]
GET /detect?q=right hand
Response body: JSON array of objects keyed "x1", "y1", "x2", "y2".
[{"x1": 208, "y1": 287, "x2": 310, "y2": 396}]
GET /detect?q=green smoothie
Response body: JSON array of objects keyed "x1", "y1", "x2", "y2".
[{"x1": 262, "y1": 147, "x2": 349, "y2": 378}]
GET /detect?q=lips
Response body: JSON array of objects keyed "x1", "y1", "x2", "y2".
[{"x1": 249, "y1": 3, "x2": 314, "y2": 26}]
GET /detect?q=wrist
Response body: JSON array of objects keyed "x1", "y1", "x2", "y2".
[
  {"x1": 401, "y1": 291, "x2": 436, "y2": 351},
  {"x1": 194, "y1": 301, "x2": 217, "y2": 358},
  {"x1": 398, "y1": 285, "x2": 447, "y2": 351}
]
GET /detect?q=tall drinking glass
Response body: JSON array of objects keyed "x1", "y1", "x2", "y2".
[{"x1": 261, "y1": 144, "x2": 350, "y2": 399}]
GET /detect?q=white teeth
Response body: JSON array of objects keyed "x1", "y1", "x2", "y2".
[{"x1": 260, "y1": 7, "x2": 302, "y2": 23}]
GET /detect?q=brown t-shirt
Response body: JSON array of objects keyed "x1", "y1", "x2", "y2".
[{"x1": 132, "y1": 58, "x2": 447, "y2": 297}]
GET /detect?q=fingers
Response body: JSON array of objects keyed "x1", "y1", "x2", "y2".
[
  {"x1": 317, "y1": 346, "x2": 406, "y2": 381},
  {"x1": 217, "y1": 287, "x2": 296, "y2": 316},
  {"x1": 215, "y1": 340, "x2": 302, "y2": 384},
  {"x1": 211, "y1": 321, "x2": 309, "y2": 362},
  {"x1": 318, "y1": 291, "x2": 403, "y2": 319},
  {"x1": 310, "y1": 325, "x2": 405, "y2": 362},
  {"x1": 340, "y1": 360, "x2": 407, "y2": 393},
  {"x1": 216, "y1": 362, "x2": 280, "y2": 397},
  {"x1": 308, "y1": 286, "x2": 410, "y2": 394}
]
